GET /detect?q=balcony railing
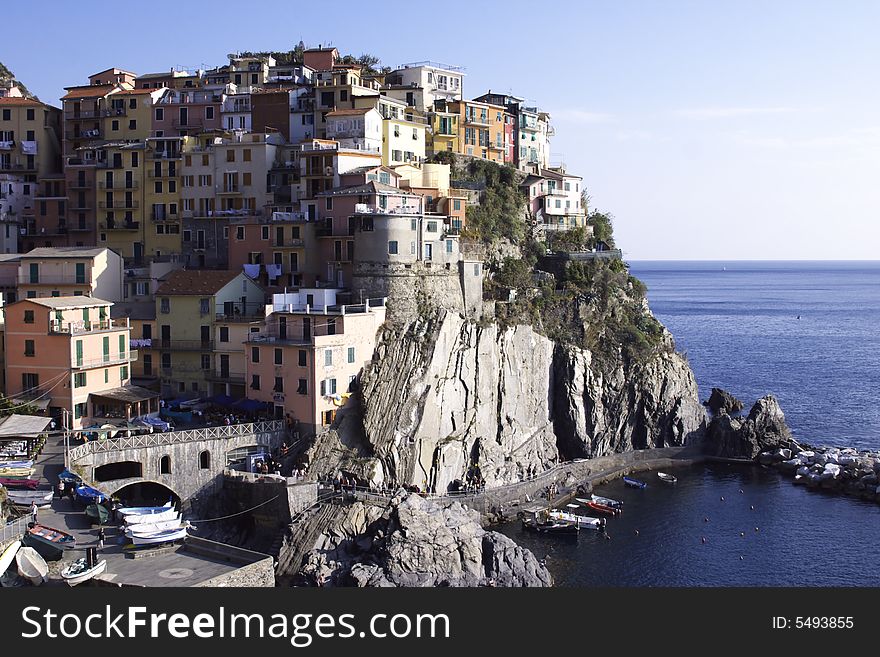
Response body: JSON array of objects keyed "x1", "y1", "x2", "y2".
[
  {"x1": 68, "y1": 180, "x2": 92, "y2": 189},
  {"x1": 150, "y1": 151, "x2": 182, "y2": 160},
  {"x1": 97, "y1": 180, "x2": 139, "y2": 190},
  {"x1": 147, "y1": 169, "x2": 177, "y2": 178},
  {"x1": 205, "y1": 370, "x2": 246, "y2": 385},
  {"x1": 149, "y1": 339, "x2": 215, "y2": 351},
  {"x1": 172, "y1": 118, "x2": 204, "y2": 129},
  {"x1": 49, "y1": 317, "x2": 129, "y2": 335},
  {"x1": 151, "y1": 211, "x2": 179, "y2": 222},
  {"x1": 95, "y1": 160, "x2": 124, "y2": 169},
  {"x1": 100, "y1": 221, "x2": 140, "y2": 231},
  {"x1": 66, "y1": 128, "x2": 103, "y2": 140},
  {"x1": 216, "y1": 185, "x2": 241, "y2": 195},
  {"x1": 273, "y1": 238, "x2": 305, "y2": 248},
  {"x1": 465, "y1": 115, "x2": 491, "y2": 127},
  {"x1": 98, "y1": 200, "x2": 139, "y2": 209},
  {"x1": 73, "y1": 351, "x2": 138, "y2": 370},
  {"x1": 68, "y1": 222, "x2": 94, "y2": 231}
]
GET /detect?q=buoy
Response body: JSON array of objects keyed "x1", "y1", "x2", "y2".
[
  {"x1": 704, "y1": 517, "x2": 709, "y2": 522},
  {"x1": 720, "y1": 496, "x2": 725, "y2": 501},
  {"x1": 750, "y1": 505, "x2": 754, "y2": 510},
  {"x1": 739, "y1": 489, "x2": 744, "y2": 494},
  {"x1": 634, "y1": 529, "x2": 639, "y2": 536},
  {"x1": 740, "y1": 532, "x2": 745, "y2": 537},
  {"x1": 701, "y1": 537, "x2": 707, "y2": 544},
  {"x1": 740, "y1": 556, "x2": 744, "y2": 560},
  {"x1": 755, "y1": 527, "x2": 759, "y2": 532}
]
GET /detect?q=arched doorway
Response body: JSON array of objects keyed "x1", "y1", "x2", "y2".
[
  {"x1": 95, "y1": 461, "x2": 143, "y2": 482},
  {"x1": 113, "y1": 481, "x2": 180, "y2": 508}
]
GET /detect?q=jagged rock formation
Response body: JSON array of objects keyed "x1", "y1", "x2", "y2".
[
  {"x1": 298, "y1": 493, "x2": 552, "y2": 587},
  {"x1": 308, "y1": 309, "x2": 706, "y2": 493},
  {"x1": 704, "y1": 395, "x2": 797, "y2": 459},
  {"x1": 704, "y1": 387, "x2": 744, "y2": 416}
]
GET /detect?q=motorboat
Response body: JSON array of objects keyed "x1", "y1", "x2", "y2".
[
  {"x1": 15, "y1": 547, "x2": 48, "y2": 585},
  {"x1": 130, "y1": 526, "x2": 188, "y2": 545},
  {"x1": 61, "y1": 557, "x2": 107, "y2": 586},
  {"x1": 589, "y1": 493, "x2": 623, "y2": 509},
  {"x1": 0, "y1": 477, "x2": 40, "y2": 490},
  {"x1": 124, "y1": 508, "x2": 179, "y2": 525},
  {"x1": 522, "y1": 516, "x2": 579, "y2": 535},
  {"x1": 623, "y1": 476, "x2": 647, "y2": 489},
  {"x1": 124, "y1": 518, "x2": 185, "y2": 536},
  {"x1": 581, "y1": 500, "x2": 620, "y2": 516},
  {"x1": 7, "y1": 490, "x2": 54, "y2": 507},
  {"x1": 117, "y1": 500, "x2": 173, "y2": 516},
  {"x1": 0, "y1": 460, "x2": 33, "y2": 469},
  {"x1": 547, "y1": 509, "x2": 606, "y2": 531},
  {"x1": 657, "y1": 472, "x2": 678, "y2": 484},
  {"x1": 0, "y1": 467, "x2": 36, "y2": 480},
  {"x1": 0, "y1": 540, "x2": 21, "y2": 576}
]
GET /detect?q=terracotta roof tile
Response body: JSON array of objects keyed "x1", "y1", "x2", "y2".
[
  {"x1": 0, "y1": 97, "x2": 46, "y2": 107},
  {"x1": 61, "y1": 84, "x2": 117, "y2": 100},
  {"x1": 155, "y1": 269, "x2": 244, "y2": 296},
  {"x1": 325, "y1": 108, "x2": 373, "y2": 117}
]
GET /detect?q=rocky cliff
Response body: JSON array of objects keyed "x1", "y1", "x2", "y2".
[{"x1": 307, "y1": 307, "x2": 706, "y2": 494}]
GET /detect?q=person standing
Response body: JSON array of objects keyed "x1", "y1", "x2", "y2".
[
  {"x1": 56, "y1": 479, "x2": 65, "y2": 499},
  {"x1": 30, "y1": 501, "x2": 38, "y2": 524},
  {"x1": 97, "y1": 526, "x2": 106, "y2": 550}
]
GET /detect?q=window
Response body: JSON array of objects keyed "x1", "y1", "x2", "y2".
[
  {"x1": 160, "y1": 298, "x2": 170, "y2": 313},
  {"x1": 393, "y1": 125, "x2": 400, "y2": 138},
  {"x1": 297, "y1": 378, "x2": 308, "y2": 395},
  {"x1": 261, "y1": 226, "x2": 269, "y2": 240},
  {"x1": 243, "y1": 149, "x2": 251, "y2": 162},
  {"x1": 155, "y1": 108, "x2": 164, "y2": 121},
  {"x1": 298, "y1": 350, "x2": 307, "y2": 367},
  {"x1": 327, "y1": 318, "x2": 336, "y2": 336},
  {"x1": 242, "y1": 172, "x2": 251, "y2": 186},
  {"x1": 2, "y1": 109, "x2": 10, "y2": 121},
  {"x1": 324, "y1": 349, "x2": 333, "y2": 367},
  {"x1": 199, "y1": 298, "x2": 210, "y2": 315},
  {"x1": 388, "y1": 240, "x2": 398, "y2": 255},
  {"x1": 24, "y1": 310, "x2": 34, "y2": 324},
  {"x1": 159, "y1": 455, "x2": 171, "y2": 475},
  {"x1": 274, "y1": 348, "x2": 283, "y2": 365},
  {"x1": 251, "y1": 347, "x2": 260, "y2": 363},
  {"x1": 236, "y1": 226, "x2": 245, "y2": 240},
  {"x1": 251, "y1": 374, "x2": 260, "y2": 390},
  {"x1": 74, "y1": 372, "x2": 86, "y2": 388},
  {"x1": 320, "y1": 378, "x2": 337, "y2": 396},
  {"x1": 226, "y1": 150, "x2": 235, "y2": 162},
  {"x1": 453, "y1": 199, "x2": 461, "y2": 211},
  {"x1": 274, "y1": 377, "x2": 283, "y2": 392},
  {"x1": 446, "y1": 239, "x2": 453, "y2": 253},
  {"x1": 347, "y1": 347, "x2": 355, "y2": 364},
  {"x1": 325, "y1": 197, "x2": 333, "y2": 211},
  {"x1": 128, "y1": 119, "x2": 136, "y2": 130},
  {"x1": 220, "y1": 326, "x2": 229, "y2": 342},
  {"x1": 74, "y1": 402, "x2": 87, "y2": 419},
  {"x1": 205, "y1": 107, "x2": 214, "y2": 120},
  {"x1": 410, "y1": 241, "x2": 416, "y2": 255},
  {"x1": 473, "y1": 263, "x2": 481, "y2": 276},
  {"x1": 26, "y1": 108, "x2": 35, "y2": 121},
  {"x1": 111, "y1": 120, "x2": 119, "y2": 131},
  {"x1": 154, "y1": 181, "x2": 163, "y2": 194},
  {"x1": 120, "y1": 365, "x2": 128, "y2": 381},
  {"x1": 427, "y1": 221, "x2": 438, "y2": 232},
  {"x1": 201, "y1": 354, "x2": 211, "y2": 370},
  {"x1": 24, "y1": 340, "x2": 35, "y2": 357}
]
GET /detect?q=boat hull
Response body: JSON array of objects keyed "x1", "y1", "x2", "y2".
[
  {"x1": 124, "y1": 509, "x2": 178, "y2": 525},
  {"x1": 15, "y1": 547, "x2": 48, "y2": 585},
  {"x1": 0, "y1": 477, "x2": 40, "y2": 490},
  {"x1": 8, "y1": 490, "x2": 54, "y2": 506},
  {"x1": 623, "y1": 477, "x2": 647, "y2": 489},
  {"x1": 124, "y1": 518, "x2": 183, "y2": 535},
  {"x1": 130, "y1": 527, "x2": 187, "y2": 545},
  {"x1": 0, "y1": 540, "x2": 21, "y2": 575},
  {"x1": 62, "y1": 558, "x2": 107, "y2": 586}
]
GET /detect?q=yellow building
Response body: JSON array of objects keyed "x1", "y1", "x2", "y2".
[
  {"x1": 0, "y1": 96, "x2": 62, "y2": 180},
  {"x1": 427, "y1": 105, "x2": 459, "y2": 156},
  {"x1": 96, "y1": 142, "x2": 147, "y2": 260},
  {"x1": 99, "y1": 88, "x2": 158, "y2": 143},
  {"x1": 381, "y1": 116, "x2": 426, "y2": 167},
  {"x1": 144, "y1": 137, "x2": 183, "y2": 259}
]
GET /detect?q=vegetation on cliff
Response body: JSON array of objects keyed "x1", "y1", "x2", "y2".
[{"x1": 0, "y1": 61, "x2": 34, "y2": 98}]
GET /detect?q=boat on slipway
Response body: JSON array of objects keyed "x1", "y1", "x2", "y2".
[
  {"x1": 548, "y1": 508, "x2": 606, "y2": 530},
  {"x1": 123, "y1": 508, "x2": 178, "y2": 525},
  {"x1": 0, "y1": 477, "x2": 40, "y2": 490},
  {"x1": 7, "y1": 490, "x2": 54, "y2": 507},
  {"x1": 130, "y1": 526, "x2": 189, "y2": 546},
  {"x1": 22, "y1": 524, "x2": 76, "y2": 561},
  {"x1": 124, "y1": 518, "x2": 185, "y2": 536},
  {"x1": 0, "y1": 540, "x2": 21, "y2": 576},
  {"x1": 74, "y1": 485, "x2": 107, "y2": 505},
  {"x1": 15, "y1": 547, "x2": 48, "y2": 585},
  {"x1": 117, "y1": 501, "x2": 173, "y2": 516},
  {"x1": 61, "y1": 557, "x2": 107, "y2": 586}
]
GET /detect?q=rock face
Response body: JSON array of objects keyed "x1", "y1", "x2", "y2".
[
  {"x1": 705, "y1": 395, "x2": 797, "y2": 459},
  {"x1": 307, "y1": 310, "x2": 706, "y2": 492},
  {"x1": 704, "y1": 388, "x2": 744, "y2": 416},
  {"x1": 300, "y1": 493, "x2": 552, "y2": 587}
]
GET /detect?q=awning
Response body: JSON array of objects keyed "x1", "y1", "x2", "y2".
[
  {"x1": 232, "y1": 398, "x2": 270, "y2": 412},
  {"x1": 0, "y1": 414, "x2": 52, "y2": 438},
  {"x1": 10, "y1": 397, "x2": 51, "y2": 412},
  {"x1": 207, "y1": 394, "x2": 236, "y2": 407},
  {"x1": 89, "y1": 385, "x2": 160, "y2": 405}
]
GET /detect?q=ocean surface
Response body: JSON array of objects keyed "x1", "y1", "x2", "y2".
[{"x1": 500, "y1": 261, "x2": 880, "y2": 586}]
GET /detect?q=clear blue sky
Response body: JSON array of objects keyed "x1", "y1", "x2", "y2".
[{"x1": 5, "y1": 0, "x2": 879, "y2": 259}]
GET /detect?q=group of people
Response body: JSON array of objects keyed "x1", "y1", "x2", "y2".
[{"x1": 253, "y1": 457, "x2": 281, "y2": 476}]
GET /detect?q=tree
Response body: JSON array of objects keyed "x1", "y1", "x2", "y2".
[{"x1": 586, "y1": 210, "x2": 615, "y2": 248}]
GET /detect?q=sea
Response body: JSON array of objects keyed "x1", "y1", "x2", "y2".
[{"x1": 499, "y1": 261, "x2": 880, "y2": 586}]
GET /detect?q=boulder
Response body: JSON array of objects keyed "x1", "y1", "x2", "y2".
[
  {"x1": 704, "y1": 395, "x2": 797, "y2": 460},
  {"x1": 704, "y1": 388, "x2": 745, "y2": 416}
]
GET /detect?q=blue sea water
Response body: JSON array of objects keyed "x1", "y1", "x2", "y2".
[{"x1": 499, "y1": 261, "x2": 880, "y2": 586}]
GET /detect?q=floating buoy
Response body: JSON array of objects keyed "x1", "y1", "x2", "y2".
[
  {"x1": 704, "y1": 517, "x2": 709, "y2": 522},
  {"x1": 750, "y1": 505, "x2": 755, "y2": 510},
  {"x1": 720, "y1": 496, "x2": 725, "y2": 501},
  {"x1": 634, "y1": 529, "x2": 639, "y2": 536},
  {"x1": 739, "y1": 489, "x2": 744, "y2": 494},
  {"x1": 740, "y1": 556, "x2": 744, "y2": 560},
  {"x1": 701, "y1": 537, "x2": 707, "y2": 544},
  {"x1": 755, "y1": 527, "x2": 759, "y2": 532},
  {"x1": 740, "y1": 532, "x2": 745, "y2": 537}
]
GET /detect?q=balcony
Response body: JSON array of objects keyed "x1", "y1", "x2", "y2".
[
  {"x1": 97, "y1": 180, "x2": 139, "y2": 190},
  {"x1": 147, "y1": 169, "x2": 177, "y2": 179},
  {"x1": 21, "y1": 226, "x2": 69, "y2": 238},
  {"x1": 172, "y1": 118, "x2": 204, "y2": 130},
  {"x1": 0, "y1": 162, "x2": 33, "y2": 172},
  {"x1": 69, "y1": 203, "x2": 93, "y2": 211},
  {"x1": 95, "y1": 160, "x2": 124, "y2": 169},
  {"x1": 98, "y1": 199, "x2": 139, "y2": 209},
  {"x1": 271, "y1": 211, "x2": 306, "y2": 222},
  {"x1": 65, "y1": 128, "x2": 102, "y2": 140},
  {"x1": 215, "y1": 312, "x2": 265, "y2": 323},
  {"x1": 216, "y1": 185, "x2": 241, "y2": 195},
  {"x1": 151, "y1": 211, "x2": 180, "y2": 222},
  {"x1": 73, "y1": 351, "x2": 138, "y2": 370},
  {"x1": 150, "y1": 339, "x2": 215, "y2": 351},
  {"x1": 465, "y1": 115, "x2": 491, "y2": 127},
  {"x1": 100, "y1": 220, "x2": 140, "y2": 231},
  {"x1": 205, "y1": 370, "x2": 246, "y2": 385},
  {"x1": 150, "y1": 151, "x2": 182, "y2": 160},
  {"x1": 68, "y1": 180, "x2": 93, "y2": 189},
  {"x1": 49, "y1": 317, "x2": 128, "y2": 334},
  {"x1": 273, "y1": 238, "x2": 305, "y2": 248}
]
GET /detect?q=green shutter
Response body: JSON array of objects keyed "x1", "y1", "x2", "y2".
[
  {"x1": 119, "y1": 334, "x2": 125, "y2": 358},
  {"x1": 75, "y1": 262, "x2": 86, "y2": 285},
  {"x1": 102, "y1": 336, "x2": 109, "y2": 362},
  {"x1": 29, "y1": 263, "x2": 38, "y2": 284},
  {"x1": 75, "y1": 340, "x2": 83, "y2": 367}
]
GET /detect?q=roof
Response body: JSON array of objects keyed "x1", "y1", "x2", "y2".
[
  {"x1": 154, "y1": 269, "x2": 241, "y2": 296},
  {"x1": 89, "y1": 385, "x2": 159, "y2": 404},
  {"x1": 540, "y1": 167, "x2": 581, "y2": 180},
  {"x1": 520, "y1": 174, "x2": 545, "y2": 187},
  {"x1": 325, "y1": 108, "x2": 373, "y2": 117},
  {"x1": 0, "y1": 414, "x2": 53, "y2": 438},
  {"x1": 304, "y1": 46, "x2": 339, "y2": 53},
  {"x1": 342, "y1": 165, "x2": 400, "y2": 177},
  {"x1": 22, "y1": 296, "x2": 113, "y2": 310},
  {"x1": 318, "y1": 180, "x2": 412, "y2": 197},
  {"x1": 61, "y1": 84, "x2": 117, "y2": 100},
  {"x1": 0, "y1": 97, "x2": 46, "y2": 107},
  {"x1": 22, "y1": 247, "x2": 108, "y2": 259},
  {"x1": 0, "y1": 254, "x2": 22, "y2": 263},
  {"x1": 114, "y1": 88, "x2": 158, "y2": 96},
  {"x1": 110, "y1": 301, "x2": 156, "y2": 321}
]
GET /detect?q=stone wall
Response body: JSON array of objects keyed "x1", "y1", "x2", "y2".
[
  {"x1": 352, "y1": 261, "x2": 467, "y2": 322},
  {"x1": 184, "y1": 536, "x2": 275, "y2": 587}
]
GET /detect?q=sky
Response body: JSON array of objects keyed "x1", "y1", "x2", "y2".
[{"x1": 3, "y1": 0, "x2": 878, "y2": 260}]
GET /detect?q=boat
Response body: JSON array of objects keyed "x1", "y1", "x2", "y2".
[
  {"x1": 130, "y1": 526, "x2": 188, "y2": 545},
  {"x1": 0, "y1": 477, "x2": 40, "y2": 490},
  {"x1": 0, "y1": 460, "x2": 34, "y2": 469},
  {"x1": 25, "y1": 523, "x2": 76, "y2": 552},
  {"x1": 0, "y1": 540, "x2": 21, "y2": 576},
  {"x1": 0, "y1": 467, "x2": 36, "y2": 480},
  {"x1": 583, "y1": 500, "x2": 620, "y2": 516},
  {"x1": 657, "y1": 472, "x2": 678, "y2": 484},
  {"x1": 58, "y1": 469, "x2": 83, "y2": 485},
  {"x1": 61, "y1": 557, "x2": 107, "y2": 586},
  {"x1": 547, "y1": 509, "x2": 606, "y2": 530},
  {"x1": 85, "y1": 503, "x2": 110, "y2": 525},
  {"x1": 124, "y1": 508, "x2": 178, "y2": 525},
  {"x1": 74, "y1": 485, "x2": 107, "y2": 504},
  {"x1": 117, "y1": 500, "x2": 173, "y2": 516},
  {"x1": 522, "y1": 516, "x2": 579, "y2": 535},
  {"x1": 7, "y1": 490, "x2": 54, "y2": 506},
  {"x1": 15, "y1": 547, "x2": 48, "y2": 585},
  {"x1": 623, "y1": 476, "x2": 647, "y2": 489},
  {"x1": 124, "y1": 518, "x2": 184, "y2": 536}
]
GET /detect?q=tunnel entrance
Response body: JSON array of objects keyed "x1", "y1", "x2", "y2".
[
  {"x1": 94, "y1": 461, "x2": 143, "y2": 482},
  {"x1": 114, "y1": 481, "x2": 180, "y2": 508}
]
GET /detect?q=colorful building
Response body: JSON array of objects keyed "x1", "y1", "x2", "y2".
[
  {"x1": 450, "y1": 100, "x2": 507, "y2": 164},
  {"x1": 16, "y1": 246, "x2": 123, "y2": 301},
  {"x1": 384, "y1": 62, "x2": 465, "y2": 113}
]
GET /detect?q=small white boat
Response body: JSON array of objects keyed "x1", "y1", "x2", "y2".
[
  {"x1": 61, "y1": 557, "x2": 107, "y2": 586},
  {"x1": 124, "y1": 509, "x2": 179, "y2": 525},
  {"x1": 117, "y1": 501, "x2": 173, "y2": 516},
  {"x1": 15, "y1": 546, "x2": 48, "y2": 585},
  {"x1": 657, "y1": 472, "x2": 678, "y2": 484},
  {"x1": 547, "y1": 510, "x2": 606, "y2": 531},
  {"x1": 124, "y1": 519, "x2": 186, "y2": 536},
  {"x1": 8, "y1": 489, "x2": 54, "y2": 506},
  {"x1": 0, "y1": 540, "x2": 21, "y2": 575},
  {"x1": 130, "y1": 526, "x2": 188, "y2": 545}
]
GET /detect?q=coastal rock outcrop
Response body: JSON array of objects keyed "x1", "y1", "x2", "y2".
[
  {"x1": 307, "y1": 310, "x2": 706, "y2": 492},
  {"x1": 704, "y1": 388, "x2": 744, "y2": 416},
  {"x1": 298, "y1": 493, "x2": 552, "y2": 587},
  {"x1": 705, "y1": 395, "x2": 797, "y2": 459}
]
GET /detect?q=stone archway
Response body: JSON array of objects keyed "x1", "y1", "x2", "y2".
[{"x1": 112, "y1": 480, "x2": 180, "y2": 508}]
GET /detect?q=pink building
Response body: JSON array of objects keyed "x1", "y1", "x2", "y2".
[
  {"x1": 3, "y1": 296, "x2": 157, "y2": 429},
  {"x1": 152, "y1": 88, "x2": 222, "y2": 137}
]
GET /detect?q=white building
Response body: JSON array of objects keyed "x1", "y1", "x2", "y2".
[{"x1": 384, "y1": 62, "x2": 465, "y2": 112}]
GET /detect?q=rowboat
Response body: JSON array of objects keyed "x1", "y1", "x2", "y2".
[
  {"x1": 0, "y1": 540, "x2": 21, "y2": 576},
  {"x1": 0, "y1": 460, "x2": 33, "y2": 469},
  {"x1": 522, "y1": 517, "x2": 579, "y2": 535},
  {"x1": 657, "y1": 472, "x2": 678, "y2": 484},
  {"x1": 26, "y1": 524, "x2": 76, "y2": 552},
  {"x1": 547, "y1": 509, "x2": 606, "y2": 530},
  {"x1": 74, "y1": 485, "x2": 107, "y2": 504},
  {"x1": 15, "y1": 547, "x2": 48, "y2": 585},
  {"x1": 61, "y1": 557, "x2": 107, "y2": 586},
  {"x1": 590, "y1": 493, "x2": 623, "y2": 509},
  {"x1": 623, "y1": 476, "x2": 647, "y2": 489},
  {"x1": 130, "y1": 526, "x2": 188, "y2": 545},
  {"x1": 117, "y1": 500, "x2": 173, "y2": 516},
  {"x1": 7, "y1": 490, "x2": 54, "y2": 507},
  {"x1": 124, "y1": 508, "x2": 178, "y2": 525},
  {"x1": 85, "y1": 503, "x2": 110, "y2": 525},
  {"x1": 124, "y1": 518, "x2": 184, "y2": 535},
  {"x1": 58, "y1": 469, "x2": 82, "y2": 485},
  {"x1": 583, "y1": 500, "x2": 620, "y2": 516},
  {"x1": 0, "y1": 468, "x2": 36, "y2": 480},
  {"x1": 0, "y1": 477, "x2": 40, "y2": 490}
]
